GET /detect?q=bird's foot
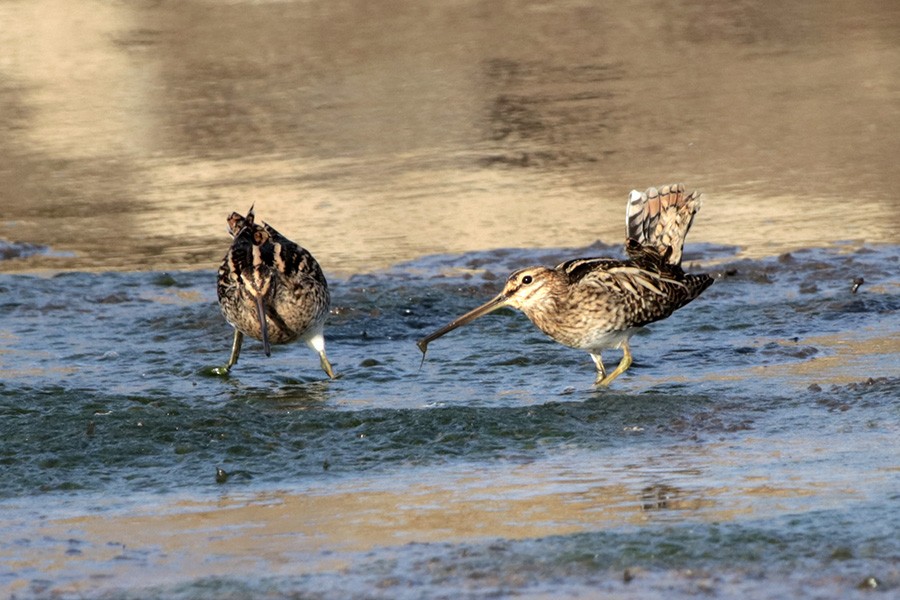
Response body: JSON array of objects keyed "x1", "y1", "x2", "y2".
[{"x1": 594, "y1": 373, "x2": 618, "y2": 387}]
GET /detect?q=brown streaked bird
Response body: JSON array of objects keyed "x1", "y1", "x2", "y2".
[
  {"x1": 215, "y1": 205, "x2": 335, "y2": 379},
  {"x1": 417, "y1": 184, "x2": 713, "y2": 386}
]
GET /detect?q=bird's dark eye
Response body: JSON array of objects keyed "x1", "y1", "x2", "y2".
[{"x1": 521, "y1": 275, "x2": 533, "y2": 285}]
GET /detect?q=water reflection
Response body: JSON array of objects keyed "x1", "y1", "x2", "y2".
[{"x1": 1, "y1": 0, "x2": 898, "y2": 274}]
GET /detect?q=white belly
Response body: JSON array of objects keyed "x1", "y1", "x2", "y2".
[{"x1": 578, "y1": 327, "x2": 640, "y2": 353}]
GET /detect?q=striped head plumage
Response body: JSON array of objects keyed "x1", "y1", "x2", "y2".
[{"x1": 215, "y1": 205, "x2": 335, "y2": 379}]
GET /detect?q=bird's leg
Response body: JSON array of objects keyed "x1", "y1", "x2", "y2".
[
  {"x1": 319, "y1": 352, "x2": 336, "y2": 380},
  {"x1": 590, "y1": 353, "x2": 607, "y2": 384},
  {"x1": 597, "y1": 342, "x2": 633, "y2": 386},
  {"x1": 227, "y1": 329, "x2": 244, "y2": 370},
  {"x1": 306, "y1": 330, "x2": 337, "y2": 380},
  {"x1": 212, "y1": 330, "x2": 243, "y2": 375}
]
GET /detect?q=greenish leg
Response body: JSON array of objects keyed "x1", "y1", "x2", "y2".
[
  {"x1": 226, "y1": 330, "x2": 244, "y2": 370},
  {"x1": 597, "y1": 342, "x2": 632, "y2": 387},
  {"x1": 307, "y1": 331, "x2": 336, "y2": 380},
  {"x1": 319, "y1": 352, "x2": 336, "y2": 380},
  {"x1": 212, "y1": 330, "x2": 243, "y2": 375},
  {"x1": 590, "y1": 353, "x2": 607, "y2": 384}
]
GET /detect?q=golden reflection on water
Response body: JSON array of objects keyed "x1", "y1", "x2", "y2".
[
  {"x1": 1, "y1": 0, "x2": 898, "y2": 274},
  {"x1": 0, "y1": 445, "x2": 827, "y2": 594},
  {"x1": 4, "y1": 425, "x2": 895, "y2": 595},
  {"x1": 7, "y1": 426, "x2": 890, "y2": 597},
  {"x1": 642, "y1": 332, "x2": 900, "y2": 388},
  {"x1": 757, "y1": 333, "x2": 900, "y2": 384}
]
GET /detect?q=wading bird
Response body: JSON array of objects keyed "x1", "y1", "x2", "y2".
[
  {"x1": 417, "y1": 184, "x2": 713, "y2": 385},
  {"x1": 215, "y1": 206, "x2": 335, "y2": 379}
]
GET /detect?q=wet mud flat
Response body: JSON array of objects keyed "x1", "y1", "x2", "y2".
[{"x1": 0, "y1": 242, "x2": 898, "y2": 599}]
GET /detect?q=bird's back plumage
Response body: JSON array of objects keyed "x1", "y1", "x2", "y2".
[
  {"x1": 556, "y1": 253, "x2": 712, "y2": 333},
  {"x1": 215, "y1": 206, "x2": 334, "y2": 378}
]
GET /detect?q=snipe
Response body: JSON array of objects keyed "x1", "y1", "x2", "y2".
[
  {"x1": 215, "y1": 206, "x2": 335, "y2": 379},
  {"x1": 417, "y1": 184, "x2": 713, "y2": 386}
]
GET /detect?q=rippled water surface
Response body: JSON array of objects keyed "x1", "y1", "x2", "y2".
[
  {"x1": 1, "y1": 0, "x2": 899, "y2": 598},
  {"x1": 2, "y1": 245, "x2": 898, "y2": 598}
]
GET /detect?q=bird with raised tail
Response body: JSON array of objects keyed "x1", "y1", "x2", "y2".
[{"x1": 417, "y1": 184, "x2": 713, "y2": 386}]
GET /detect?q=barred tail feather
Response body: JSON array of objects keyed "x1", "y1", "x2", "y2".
[{"x1": 625, "y1": 183, "x2": 702, "y2": 266}]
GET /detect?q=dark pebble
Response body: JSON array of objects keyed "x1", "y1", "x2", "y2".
[
  {"x1": 215, "y1": 468, "x2": 229, "y2": 484},
  {"x1": 857, "y1": 576, "x2": 879, "y2": 589}
]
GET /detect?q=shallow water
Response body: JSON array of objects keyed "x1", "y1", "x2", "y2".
[
  {"x1": 2, "y1": 244, "x2": 899, "y2": 598},
  {"x1": 1, "y1": 0, "x2": 900, "y2": 598}
]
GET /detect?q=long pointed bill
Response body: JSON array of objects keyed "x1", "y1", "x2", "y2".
[
  {"x1": 255, "y1": 295, "x2": 271, "y2": 357},
  {"x1": 416, "y1": 294, "x2": 509, "y2": 357}
]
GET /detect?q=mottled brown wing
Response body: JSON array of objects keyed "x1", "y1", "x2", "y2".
[
  {"x1": 560, "y1": 257, "x2": 679, "y2": 298},
  {"x1": 559, "y1": 256, "x2": 713, "y2": 326}
]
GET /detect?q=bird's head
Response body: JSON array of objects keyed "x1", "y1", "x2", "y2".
[
  {"x1": 226, "y1": 204, "x2": 257, "y2": 238},
  {"x1": 416, "y1": 265, "x2": 562, "y2": 355},
  {"x1": 498, "y1": 266, "x2": 559, "y2": 310}
]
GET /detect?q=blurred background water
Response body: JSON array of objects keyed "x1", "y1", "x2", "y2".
[{"x1": 1, "y1": 0, "x2": 898, "y2": 598}]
